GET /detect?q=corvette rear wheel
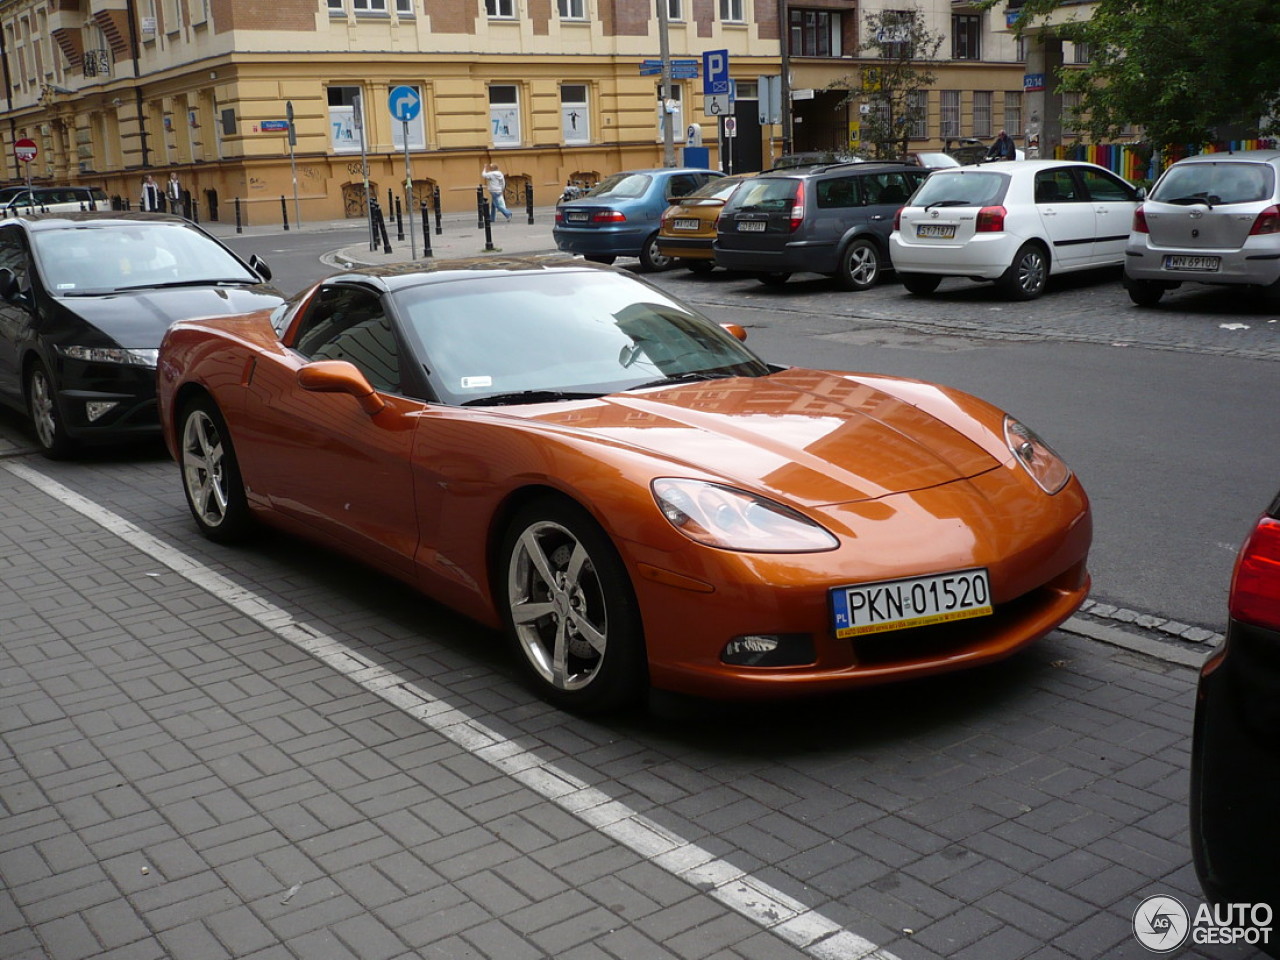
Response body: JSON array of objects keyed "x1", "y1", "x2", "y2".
[
  {"x1": 180, "y1": 395, "x2": 253, "y2": 543},
  {"x1": 500, "y1": 498, "x2": 646, "y2": 713}
]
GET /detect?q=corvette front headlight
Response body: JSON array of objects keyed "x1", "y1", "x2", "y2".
[
  {"x1": 652, "y1": 478, "x2": 838, "y2": 553},
  {"x1": 1005, "y1": 416, "x2": 1070, "y2": 494},
  {"x1": 59, "y1": 346, "x2": 159, "y2": 368}
]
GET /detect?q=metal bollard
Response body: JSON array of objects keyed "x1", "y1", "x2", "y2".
[
  {"x1": 394, "y1": 196, "x2": 404, "y2": 241},
  {"x1": 526, "y1": 184, "x2": 534, "y2": 224},
  {"x1": 421, "y1": 202, "x2": 432, "y2": 258},
  {"x1": 477, "y1": 186, "x2": 488, "y2": 229},
  {"x1": 235, "y1": 197, "x2": 243, "y2": 234},
  {"x1": 281, "y1": 195, "x2": 289, "y2": 231},
  {"x1": 433, "y1": 186, "x2": 443, "y2": 235}
]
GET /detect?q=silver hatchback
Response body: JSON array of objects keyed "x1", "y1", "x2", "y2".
[{"x1": 1123, "y1": 150, "x2": 1280, "y2": 306}]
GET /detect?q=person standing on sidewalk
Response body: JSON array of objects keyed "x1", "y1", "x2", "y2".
[
  {"x1": 140, "y1": 174, "x2": 162, "y2": 212},
  {"x1": 482, "y1": 162, "x2": 513, "y2": 223},
  {"x1": 167, "y1": 172, "x2": 184, "y2": 217}
]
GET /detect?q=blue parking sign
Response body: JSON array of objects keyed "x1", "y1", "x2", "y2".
[{"x1": 702, "y1": 49, "x2": 729, "y2": 96}]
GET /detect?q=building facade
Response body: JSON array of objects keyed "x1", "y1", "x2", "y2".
[{"x1": 0, "y1": 0, "x2": 1080, "y2": 221}]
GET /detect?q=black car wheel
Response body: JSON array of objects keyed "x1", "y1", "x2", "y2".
[
  {"x1": 584, "y1": 254, "x2": 616, "y2": 265},
  {"x1": 998, "y1": 242, "x2": 1049, "y2": 300},
  {"x1": 638, "y1": 233, "x2": 674, "y2": 272},
  {"x1": 900, "y1": 273, "x2": 942, "y2": 296},
  {"x1": 756, "y1": 272, "x2": 791, "y2": 287},
  {"x1": 26, "y1": 359, "x2": 76, "y2": 459},
  {"x1": 179, "y1": 395, "x2": 253, "y2": 543},
  {"x1": 836, "y1": 238, "x2": 881, "y2": 291},
  {"x1": 1125, "y1": 278, "x2": 1166, "y2": 307},
  {"x1": 500, "y1": 497, "x2": 646, "y2": 713}
]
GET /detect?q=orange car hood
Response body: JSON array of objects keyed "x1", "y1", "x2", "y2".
[{"x1": 522, "y1": 369, "x2": 1003, "y2": 507}]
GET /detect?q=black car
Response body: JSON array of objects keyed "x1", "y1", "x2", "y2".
[
  {"x1": 1190, "y1": 487, "x2": 1280, "y2": 957},
  {"x1": 0, "y1": 212, "x2": 282, "y2": 457},
  {"x1": 712, "y1": 162, "x2": 928, "y2": 290}
]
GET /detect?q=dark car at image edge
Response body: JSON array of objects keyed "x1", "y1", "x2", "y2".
[{"x1": 1190, "y1": 487, "x2": 1280, "y2": 957}]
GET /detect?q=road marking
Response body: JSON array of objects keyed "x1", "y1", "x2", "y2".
[{"x1": 5, "y1": 461, "x2": 900, "y2": 960}]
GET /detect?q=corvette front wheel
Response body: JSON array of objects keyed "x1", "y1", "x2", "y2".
[
  {"x1": 500, "y1": 498, "x2": 647, "y2": 713},
  {"x1": 179, "y1": 395, "x2": 253, "y2": 543}
]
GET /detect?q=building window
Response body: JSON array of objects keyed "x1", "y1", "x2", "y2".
[
  {"x1": 561, "y1": 84, "x2": 589, "y2": 143},
  {"x1": 1004, "y1": 90, "x2": 1022, "y2": 137},
  {"x1": 879, "y1": 9, "x2": 911, "y2": 59},
  {"x1": 952, "y1": 15, "x2": 980, "y2": 60},
  {"x1": 1062, "y1": 90, "x2": 1081, "y2": 136},
  {"x1": 390, "y1": 83, "x2": 425, "y2": 149},
  {"x1": 328, "y1": 0, "x2": 343, "y2": 14},
  {"x1": 328, "y1": 85, "x2": 364, "y2": 153},
  {"x1": 940, "y1": 89, "x2": 960, "y2": 139},
  {"x1": 1016, "y1": 35, "x2": 1027, "y2": 63},
  {"x1": 973, "y1": 90, "x2": 992, "y2": 137},
  {"x1": 657, "y1": 0, "x2": 681, "y2": 21},
  {"x1": 789, "y1": 9, "x2": 841, "y2": 57},
  {"x1": 907, "y1": 89, "x2": 927, "y2": 140},
  {"x1": 490, "y1": 84, "x2": 521, "y2": 145},
  {"x1": 719, "y1": 0, "x2": 742, "y2": 22},
  {"x1": 557, "y1": 0, "x2": 584, "y2": 18},
  {"x1": 486, "y1": 0, "x2": 515, "y2": 17},
  {"x1": 352, "y1": 0, "x2": 388, "y2": 13},
  {"x1": 1073, "y1": 41, "x2": 1091, "y2": 63},
  {"x1": 657, "y1": 82, "x2": 683, "y2": 142}
]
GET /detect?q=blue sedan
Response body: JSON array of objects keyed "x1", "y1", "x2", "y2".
[{"x1": 554, "y1": 167, "x2": 721, "y2": 271}]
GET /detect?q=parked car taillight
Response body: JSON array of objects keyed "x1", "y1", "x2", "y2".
[
  {"x1": 893, "y1": 207, "x2": 903, "y2": 231},
  {"x1": 555, "y1": 210, "x2": 564, "y2": 224},
  {"x1": 1249, "y1": 205, "x2": 1280, "y2": 236},
  {"x1": 1229, "y1": 515, "x2": 1280, "y2": 632},
  {"x1": 593, "y1": 210, "x2": 627, "y2": 223},
  {"x1": 975, "y1": 206, "x2": 1006, "y2": 232},
  {"x1": 789, "y1": 183, "x2": 805, "y2": 233},
  {"x1": 1132, "y1": 205, "x2": 1150, "y2": 234}
]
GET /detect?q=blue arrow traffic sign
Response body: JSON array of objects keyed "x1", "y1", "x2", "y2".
[{"x1": 388, "y1": 85, "x2": 421, "y2": 123}]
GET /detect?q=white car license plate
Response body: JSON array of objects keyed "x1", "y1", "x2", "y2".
[
  {"x1": 1165, "y1": 254, "x2": 1220, "y2": 272},
  {"x1": 567, "y1": 211, "x2": 590, "y2": 222},
  {"x1": 673, "y1": 218, "x2": 700, "y2": 231},
  {"x1": 916, "y1": 223, "x2": 956, "y2": 240},
  {"x1": 737, "y1": 220, "x2": 767, "y2": 232},
  {"x1": 830, "y1": 568, "x2": 992, "y2": 639}
]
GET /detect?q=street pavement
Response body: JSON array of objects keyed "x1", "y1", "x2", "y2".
[{"x1": 0, "y1": 209, "x2": 1265, "y2": 960}]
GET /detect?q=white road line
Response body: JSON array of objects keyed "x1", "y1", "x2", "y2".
[{"x1": 6, "y1": 461, "x2": 900, "y2": 960}]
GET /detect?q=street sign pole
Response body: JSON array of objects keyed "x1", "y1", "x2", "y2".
[
  {"x1": 403, "y1": 119, "x2": 416, "y2": 260},
  {"x1": 657, "y1": 0, "x2": 674, "y2": 167},
  {"x1": 286, "y1": 101, "x2": 301, "y2": 229},
  {"x1": 354, "y1": 95, "x2": 373, "y2": 251}
]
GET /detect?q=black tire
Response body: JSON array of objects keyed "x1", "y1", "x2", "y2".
[
  {"x1": 997, "y1": 242, "x2": 1049, "y2": 300},
  {"x1": 756, "y1": 272, "x2": 791, "y2": 287},
  {"x1": 836, "y1": 238, "x2": 881, "y2": 291},
  {"x1": 638, "y1": 232, "x2": 674, "y2": 272},
  {"x1": 25, "y1": 358, "x2": 76, "y2": 459},
  {"x1": 178, "y1": 395, "x2": 254, "y2": 543},
  {"x1": 499, "y1": 497, "x2": 647, "y2": 713},
  {"x1": 584, "y1": 254, "x2": 616, "y2": 265},
  {"x1": 1125, "y1": 277, "x2": 1165, "y2": 307},
  {"x1": 899, "y1": 273, "x2": 942, "y2": 296},
  {"x1": 686, "y1": 259, "x2": 715, "y2": 274}
]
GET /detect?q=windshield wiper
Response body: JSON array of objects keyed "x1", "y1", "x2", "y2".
[
  {"x1": 628, "y1": 371, "x2": 739, "y2": 390},
  {"x1": 1163, "y1": 195, "x2": 1216, "y2": 208},
  {"x1": 924, "y1": 199, "x2": 972, "y2": 210},
  {"x1": 461, "y1": 389, "x2": 604, "y2": 407},
  {"x1": 113, "y1": 278, "x2": 258, "y2": 292}
]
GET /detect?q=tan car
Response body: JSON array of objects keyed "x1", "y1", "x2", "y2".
[{"x1": 656, "y1": 173, "x2": 753, "y2": 273}]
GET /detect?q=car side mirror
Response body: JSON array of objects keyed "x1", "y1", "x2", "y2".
[
  {"x1": 720, "y1": 322, "x2": 747, "y2": 341},
  {"x1": 297, "y1": 360, "x2": 385, "y2": 415},
  {"x1": 249, "y1": 254, "x2": 272, "y2": 282},
  {"x1": 0, "y1": 267, "x2": 20, "y2": 302},
  {"x1": 1136, "y1": 186, "x2": 1147, "y2": 200}
]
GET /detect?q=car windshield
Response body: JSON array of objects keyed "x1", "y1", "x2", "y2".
[
  {"x1": 33, "y1": 222, "x2": 258, "y2": 294},
  {"x1": 586, "y1": 173, "x2": 653, "y2": 200},
  {"x1": 683, "y1": 176, "x2": 741, "y2": 202},
  {"x1": 910, "y1": 171, "x2": 1008, "y2": 207},
  {"x1": 1151, "y1": 161, "x2": 1274, "y2": 205},
  {"x1": 395, "y1": 269, "x2": 770, "y2": 406}
]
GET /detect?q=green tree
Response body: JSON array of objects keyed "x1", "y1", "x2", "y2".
[
  {"x1": 829, "y1": 9, "x2": 943, "y2": 160},
  {"x1": 997, "y1": 0, "x2": 1280, "y2": 151}
]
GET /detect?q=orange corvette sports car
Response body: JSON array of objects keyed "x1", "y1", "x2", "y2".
[{"x1": 157, "y1": 257, "x2": 1091, "y2": 712}]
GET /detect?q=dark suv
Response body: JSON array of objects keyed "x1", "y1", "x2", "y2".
[{"x1": 713, "y1": 162, "x2": 928, "y2": 289}]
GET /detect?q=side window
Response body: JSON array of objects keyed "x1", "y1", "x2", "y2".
[
  {"x1": 292, "y1": 286, "x2": 401, "y2": 393},
  {"x1": 1078, "y1": 168, "x2": 1136, "y2": 202},
  {"x1": 816, "y1": 176, "x2": 859, "y2": 209},
  {"x1": 666, "y1": 175, "x2": 697, "y2": 200},
  {"x1": 0, "y1": 227, "x2": 29, "y2": 289},
  {"x1": 865, "y1": 172, "x2": 916, "y2": 205},
  {"x1": 1034, "y1": 169, "x2": 1080, "y2": 204}
]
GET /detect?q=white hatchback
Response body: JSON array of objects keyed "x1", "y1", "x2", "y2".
[{"x1": 890, "y1": 160, "x2": 1142, "y2": 300}]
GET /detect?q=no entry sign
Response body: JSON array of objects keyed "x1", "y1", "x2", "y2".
[{"x1": 14, "y1": 138, "x2": 37, "y2": 163}]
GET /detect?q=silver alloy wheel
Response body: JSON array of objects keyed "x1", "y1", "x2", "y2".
[
  {"x1": 507, "y1": 519, "x2": 608, "y2": 692},
  {"x1": 181, "y1": 408, "x2": 230, "y2": 530},
  {"x1": 841, "y1": 240, "x2": 879, "y2": 289},
  {"x1": 1015, "y1": 247, "x2": 1047, "y2": 297},
  {"x1": 640, "y1": 234, "x2": 673, "y2": 271},
  {"x1": 27, "y1": 366, "x2": 57, "y2": 449}
]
